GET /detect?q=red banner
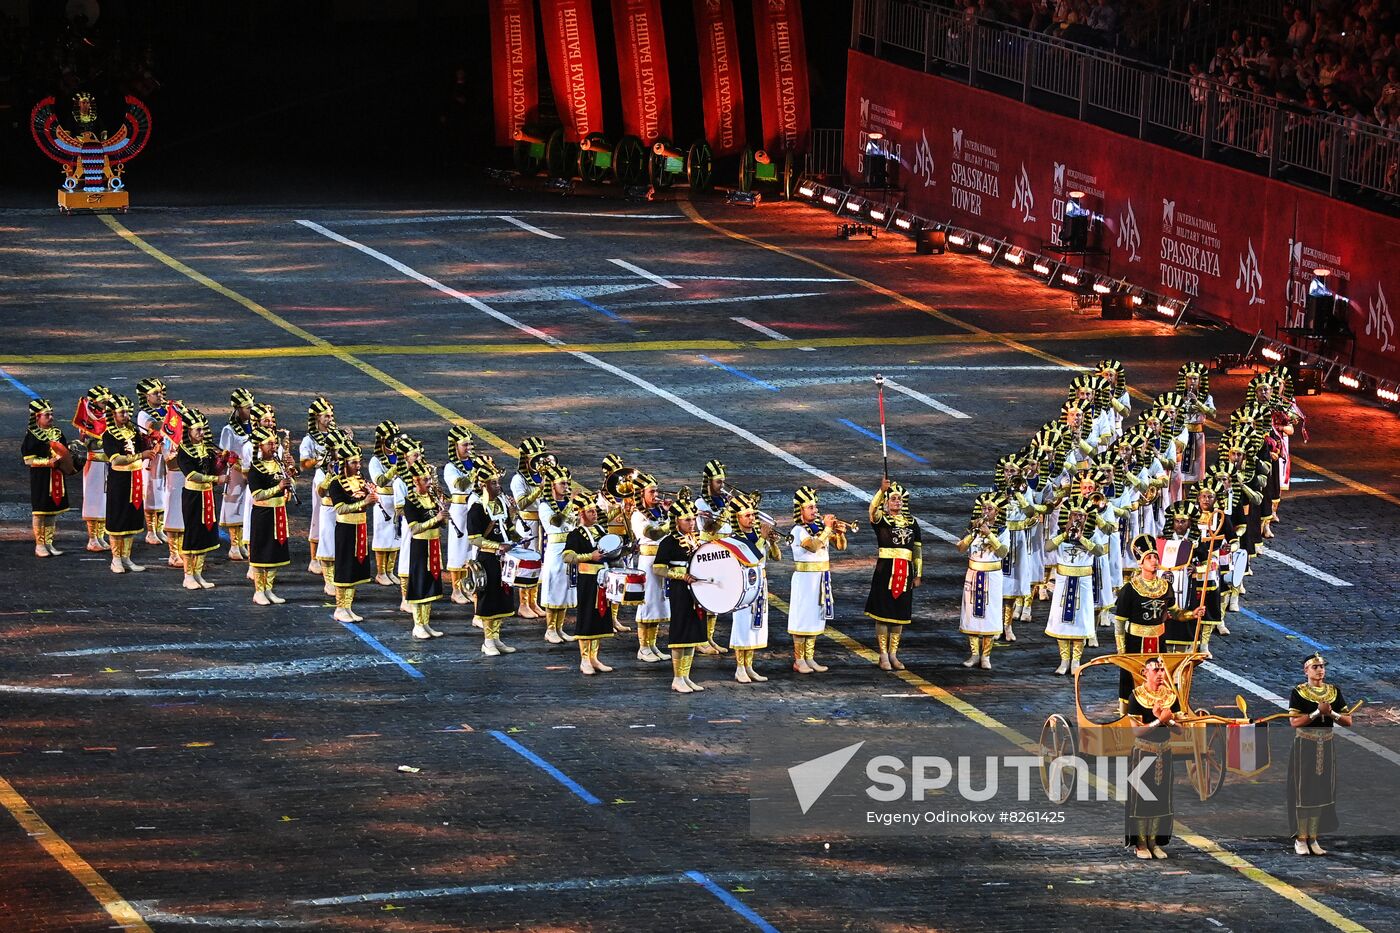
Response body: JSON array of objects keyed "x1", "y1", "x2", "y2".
[
  {"x1": 540, "y1": 0, "x2": 605, "y2": 143},
  {"x1": 844, "y1": 50, "x2": 1400, "y2": 382},
  {"x1": 611, "y1": 0, "x2": 672, "y2": 144},
  {"x1": 488, "y1": 0, "x2": 539, "y2": 147},
  {"x1": 752, "y1": 0, "x2": 810, "y2": 155},
  {"x1": 693, "y1": 0, "x2": 745, "y2": 156}
]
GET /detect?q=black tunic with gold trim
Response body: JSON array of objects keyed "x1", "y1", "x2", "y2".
[
  {"x1": 102, "y1": 426, "x2": 146, "y2": 534},
  {"x1": 656, "y1": 532, "x2": 706, "y2": 648},
  {"x1": 1286, "y1": 682, "x2": 1348, "y2": 836},
  {"x1": 565, "y1": 524, "x2": 611, "y2": 640},
  {"x1": 864, "y1": 507, "x2": 922, "y2": 625},
  {"x1": 329, "y1": 475, "x2": 374, "y2": 587},
  {"x1": 177, "y1": 445, "x2": 222, "y2": 555},
  {"x1": 466, "y1": 494, "x2": 517, "y2": 621},
  {"x1": 247, "y1": 459, "x2": 291, "y2": 568},
  {"x1": 22, "y1": 428, "x2": 70, "y2": 516},
  {"x1": 403, "y1": 491, "x2": 445, "y2": 604},
  {"x1": 1124, "y1": 684, "x2": 1181, "y2": 845},
  {"x1": 1113, "y1": 574, "x2": 1193, "y2": 699}
]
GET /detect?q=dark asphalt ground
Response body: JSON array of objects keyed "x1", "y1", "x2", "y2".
[{"x1": 1, "y1": 179, "x2": 1398, "y2": 932}]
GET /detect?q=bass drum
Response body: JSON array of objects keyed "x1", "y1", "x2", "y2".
[{"x1": 688, "y1": 539, "x2": 762, "y2": 614}]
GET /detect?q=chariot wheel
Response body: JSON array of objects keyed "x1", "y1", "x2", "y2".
[
  {"x1": 1039, "y1": 713, "x2": 1077, "y2": 804},
  {"x1": 1185, "y1": 714, "x2": 1228, "y2": 800},
  {"x1": 544, "y1": 128, "x2": 579, "y2": 179},
  {"x1": 737, "y1": 146, "x2": 758, "y2": 193}
]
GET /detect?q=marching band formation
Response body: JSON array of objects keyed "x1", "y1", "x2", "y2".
[{"x1": 19, "y1": 360, "x2": 1358, "y2": 853}]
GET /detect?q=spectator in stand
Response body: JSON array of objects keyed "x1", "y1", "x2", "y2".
[
  {"x1": 1287, "y1": 8, "x2": 1312, "y2": 50},
  {"x1": 1088, "y1": 0, "x2": 1118, "y2": 39},
  {"x1": 1373, "y1": 34, "x2": 1397, "y2": 71},
  {"x1": 1321, "y1": 83, "x2": 1344, "y2": 114},
  {"x1": 1377, "y1": 64, "x2": 1400, "y2": 119},
  {"x1": 1209, "y1": 44, "x2": 1232, "y2": 74},
  {"x1": 1335, "y1": 52, "x2": 1362, "y2": 94},
  {"x1": 1318, "y1": 50, "x2": 1343, "y2": 88}
]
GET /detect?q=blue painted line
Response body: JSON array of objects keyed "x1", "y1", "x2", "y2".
[
  {"x1": 685, "y1": 870, "x2": 780, "y2": 933},
  {"x1": 0, "y1": 366, "x2": 40, "y2": 399},
  {"x1": 836, "y1": 418, "x2": 928, "y2": 464},
  {"x1": 562, "y1": 290, "x2": 630, "y2": 323},
  {"x1": 338, "y1": 621, "x2": 425, "y2": 679},
  {"x1": 489, "y1": 730, "x2": 602, "y2": 805},
  {"x1": 697, "y1": 355, "x2": 780, "y2": 391},
  {"x1": 1238, "y1": 607, "x2": 1332, "y2": 651}
]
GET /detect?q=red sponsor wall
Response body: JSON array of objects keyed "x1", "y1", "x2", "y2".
[
  {"x1": 844, "y1": 51, "x2": 1400, "y2": 382},
  {"x1": 540, "y1": 0, "x2": 606, "y2": 142}
]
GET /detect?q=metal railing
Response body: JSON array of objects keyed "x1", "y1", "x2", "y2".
[
  {"x1": 805, "y1": 128, "x2": 846, "y2": 179},
  {"x1": 853, "y1": 0, "x2": 1400, "y2": 208}
]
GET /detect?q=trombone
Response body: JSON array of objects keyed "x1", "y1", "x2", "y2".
[{"x1": 719, "y1": 482, "x2": 781, "y2": 529}]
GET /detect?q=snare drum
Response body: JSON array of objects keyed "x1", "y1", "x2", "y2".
[
  {"x1": 688, "y1": 539, "x2": 762, "y2": 614},
  {"x1": 604, "y1": 568, "x2": 647, "y2": 605},
  {"x1": 501, "y1": 547, "x2": 542, "y2": 587},
  {"x1": 595, "y1": 533, "x2": 627, "y2": 563}
]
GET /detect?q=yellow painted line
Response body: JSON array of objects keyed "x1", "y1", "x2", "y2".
[
  {"x1": 680, "y1": 199, "x2": 1400, "y2": 511},
  {"x1": 764, "y1": 594, "x2": 1369, "y2": 932},
  {"x1": 0, "y1": 329, "x2": 1140, "y2": 368},
  {"x1": 98, "y1": 215, "x2": 517, "y2": 458},
  {"x1": 0, "y1": 774, "x2": 152, "y2": 931}
]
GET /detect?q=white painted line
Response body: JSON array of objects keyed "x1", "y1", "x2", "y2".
[
  {"x1": 732, "y1": 316, "x2": 790, "y2": 340},
  {"x1": 1289, "y1": 477, "x2": 1323, "y2": 484},
  {"x1": 0, "y1": 685, "x2": 407, "y2": 702},
  {"x1": 1256, "y1": 545, "x2": 1352, "y2": 587},
  {"x1": 499, "y1": 215, "x2": 563, "y2": 240},
  {"x1": 1201, "y1": 662, "x2": 1400, "y2": 768},
  {"x1": 634, "y1": 292, "x2": 823, "y2": 308},
  {"x1": 883, "y1": 377, "x2": 971, "y2": 420},
  {"x1": 323, "y1": 211, "x2": 681, "y2": 227},
  {"x1": 732, "y1": 314, "x2": 818, "y2": 351},
  {"x1": 607, "y1": 258, "x2": 680, "y2": 289},
  {"x1": 297, "y1": 220, "x2": 961, "y2": 545}
]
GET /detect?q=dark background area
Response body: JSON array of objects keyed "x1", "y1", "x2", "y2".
[{"x1": 0, "y1": 0, "x2": 852, "y2": 206}]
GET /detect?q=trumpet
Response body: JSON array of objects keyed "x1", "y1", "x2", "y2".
[
  {"x1": 658, "y1": 484, "x2": 692, "y2": 504},
  {"x1": 826, "y1": 515, "x2": 860, "y2": 534}
]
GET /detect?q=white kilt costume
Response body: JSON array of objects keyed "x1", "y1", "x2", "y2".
[
  {"x1": 218, "y1": 423, "x2": 249, "y2": 529},
  {"x1": 443, "y1": 461, "x2": 476, "y2": 572},
  {"x1": 162, "y1": 450, "x2": 185, "y2": 533},
  {"x1": 631, "y1": 506, "x2": 670, "y2": 624},
  {"x1": 136, "y1": 409, "x2": 166, "y2": 512},
  {"x1": 510, "y1": 472, "x2": 544, "y2": 552},
  {"x1": 393, "y1": 475, "x2": 410, "y2": 577},
  {"x1": 316, "y1": 468, "x2": 337, "y2": 562},
  {"x1": 239, "y1": 438, "x2": 257, "y2": 543},
  {"x1": 299, "y1": 433, "x2": 328, "y2": 541},
  {"x1": 730, "y1": 534, "x2": 777, "y2": 650},
  {"x1": 787, "y1": 523, "x2": 834, "y2": 637},
  {"x1": 960, "y1": 530, "x2": 1008, "y2": 637},
  {"x1": 1046, "y1": 533, "x2": 1103, "y2": 641},
  {"x1": 81, "y1": 445, "x2": 108, "y2": 521},
  {"x1": 1003, "y1": 492, "x2": 1038, "y2": 598},
  {"x1": 1159, "y1": 535, "x2": 1195, "y2": 610},
  {"x1": 369, "y1": 456, "x2": 401, "y2": 554},
  {"x1": 538, "y1": 496, "x2": 576, "y2": 610}
]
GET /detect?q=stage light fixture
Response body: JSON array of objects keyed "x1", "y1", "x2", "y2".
[
  {"x1": 1004, "y1": 248, "x2": 1025, "y2": 266},
  {"x1": 1154, "y1": 301, "x2": 1179, "y2": 319},
  {"x1": 1092, "y1": 278, "x2": 1113, "y2": 295},
  {"x1": 869, "y1": 206, "x2": 887, "y2": 222},
  {"x1": 1131, "y1": 294, "x2": 1144, "y2": 306},
  {"x1": 798, "y1": 183, "x2": 817, "y2": 198},
  {"x1": 821, "y1": 191, "x2": 839, "y2": 205},
  {"x1": 1338, "y1": 370, "x2": 1362, "y2": 390},
  {"x1": 1031, "y1": 259, "x2": 1053, "y2": 276},
  {"x1": 893, "y1": 215, "x2": 913, "y2": 230},
  {"x1": 1060, "y1": 270, "x2": 1083, "y2": 286},
  {"x1": 1260, "y1": 343, "x2": 1284, "y2": 362},
  {"x1": 1378, "y1": 383, "x2": 1399, "y2": 404},
  {"x1": 976, "y1": 240, "x2": 996, "y2": 255},
  {"x1": 947, "y1": 231, "x2": 968, "y2": 247}
]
